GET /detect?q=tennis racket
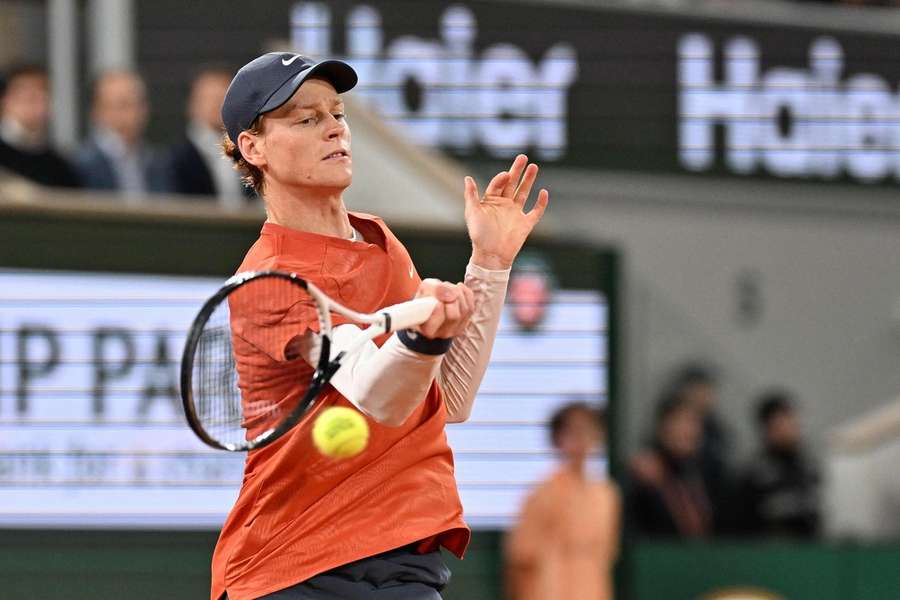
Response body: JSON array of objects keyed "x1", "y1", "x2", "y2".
[{"x1": 180, "y1": 271, "x2": 437, "y2": 451}]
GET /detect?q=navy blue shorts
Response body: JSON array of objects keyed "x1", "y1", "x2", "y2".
[{"x1": 229, "y1": 545, "x2": 451, "y2": 599}]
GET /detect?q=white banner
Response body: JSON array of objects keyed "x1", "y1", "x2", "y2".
[{"x1": 0, "y1": 269, "x2": 607, "y2": 528}]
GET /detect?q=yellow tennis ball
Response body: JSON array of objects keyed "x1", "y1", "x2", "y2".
[{"x1": 312, "y1": 406, "x2": 370, "y2": 459}]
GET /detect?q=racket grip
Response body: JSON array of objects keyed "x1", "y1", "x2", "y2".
[{"x1": 383, "y1": 297, "x2": 439, "y2": 331}]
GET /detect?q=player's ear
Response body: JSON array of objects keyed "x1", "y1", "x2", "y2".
[{"x1": 237, "y1": 130, "x2": 267, "y2": 169}]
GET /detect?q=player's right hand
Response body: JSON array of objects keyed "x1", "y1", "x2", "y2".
[{"x1": 414, "y1": 278, "x2": 475, "y2": 339}]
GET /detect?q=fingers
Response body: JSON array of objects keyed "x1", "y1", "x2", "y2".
[
  {"x1": 502, "y1": 154, "x2": 528, "y2": 197},
  {"x1": 411, "y1": 279, "x2": 475, "y2": 339},
  {"x1": 457, "y1": 282, "x2": 474, "y2": 313},
  {"x1": 436, "y1": 281, "x2": 461, "y2": 323},
  {"x1": 484, "y1": 171, "x2": 511, "y2": 197},
  {"x1": 417, "y1": 279, "x2": 458, "y2": 304},
  {"x1": 470, "y1": 154, "x2": 544, "y2": 206},
  {"x1": 414, "y1": 278, "x2": 440, "y2": 299},
  {"x1": 464, "y1": 176, "x2": 480, "y2": 211},
  {"x1": 433, "y1": 282, "x2": 474, "y2": 338},
  {"x1": 456, "y1": 282, "x2": 475, "y2": 329},
  {"x1": 414, "y1": 280, "x2": 454, "y2": 338},
  {"x1": 417, "y1": 303, "x2": 445, "y2": 339},
  {"x1": 526, "y1": 188, "x2": 550, "y2": 225},
  {"x1": 514, "y1": 163, "x2": 539, "y2": 206}
]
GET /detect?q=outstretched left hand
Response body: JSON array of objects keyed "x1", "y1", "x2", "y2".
[{"x1": 464, "y1": 154, "x2": 550, "y2": 270}]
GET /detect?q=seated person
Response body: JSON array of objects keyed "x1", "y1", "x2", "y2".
[
  {"x1": 736, "y1": 390, "x2": 821, "y2": 539},
  {"x1": 76, "y1": 70, "x2": 169, "y2": 198},
  {"x1": 0, "y1": 63, "x2": 79, "y2": 188},
  {"x1": 627, "y1": 393, "x2": 713, "y2": 538},
  {"x1": 666, "y1": 363, "x2": 733, "y2": 518},
  {"x1": 166, "y1": 67, "x2": 253, "y2": 206}
]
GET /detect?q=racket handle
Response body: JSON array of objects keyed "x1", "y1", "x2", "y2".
[{"x1": 383, "y1": 297, "x2": 439, "y2": 331}]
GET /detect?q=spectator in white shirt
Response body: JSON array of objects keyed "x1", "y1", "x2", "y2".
[{"x1": 76, "y1": 70, "x2": 169, "y2": 200}]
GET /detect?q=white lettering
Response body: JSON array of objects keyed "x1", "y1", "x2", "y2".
[
  {"x1": 382, "y1": 35, "x2": 444, "y2": 145},
  {"x1": 291, "y1": 2, "x2": 579, "y2": 160},
  {"x1": 844, "y1": 74, "x2": 894, "y2": 182},
  {"x1": 478, "y1": 44, "x2": 534, "y2": 158},
  {"x1": 760, "y1": 67, "x2": 808, "y2": 177},
  {"x1": 679, "y1": 33, "x2": 900, "y2": 183}
]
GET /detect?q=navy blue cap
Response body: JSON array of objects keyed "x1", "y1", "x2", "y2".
[{"x1": 221, "y1": 52, "x2": 357, "y2": 145}]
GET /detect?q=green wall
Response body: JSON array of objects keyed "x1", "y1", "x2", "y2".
[
  {"x1": 0, "y1": 529, "x2": 502, "y2": 599},
  {"x1": 3, "y1": 530, "x2": 216, "y2": 599},
  {"x1": 622, "y1": 542, "x2": 900, "y2": 600},
  {"x1": 0, "y1": 204, "x2": 615, "y2": 287},
  {"x1": 5, "y1": 529, "x2": 900, "y2": 599}
]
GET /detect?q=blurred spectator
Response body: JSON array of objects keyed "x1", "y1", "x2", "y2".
[
  {"x1": 508, "y1": 252, "x2": 556, "y2": 332},
  {"x1": 736, "y1": 390, "x2": 821, "y2": 539},
  {"x1": 628, "y1": 392, "x2": 713, "y2": 538},
  {"x1": 0, "y1": 63, "x2": 80, "y2": 188},
  {"x1": 667, "y1": 363, "x2": 733, "y2": 525},
  {"x1": 166, "y1": 67, "x2": 252, "y2": 206},
  {"x1": 506, "y1": 402, "x2": 619, "y2": 600},
  {"x1": 76, "y1": 70, "x2": 169, "y2": 198}
]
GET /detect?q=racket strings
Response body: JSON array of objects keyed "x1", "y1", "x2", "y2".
[
  {"x1": 195, "y1": 315, "x2": 244, "y2": 446},
  {"x1": 188, "y1": 275, "x2": 326, "y2": 450}
]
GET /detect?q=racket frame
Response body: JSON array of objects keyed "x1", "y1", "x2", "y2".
[{"x1": 180, "y1": 270, "x2": 437, "y2": 451}]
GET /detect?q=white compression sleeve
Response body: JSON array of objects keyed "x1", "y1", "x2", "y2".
[
  {"x1": 295, "y1": 261, "x2": 508, "y2": 426},
  {"x1": 312, "y1": 325, "x2": 443, "y2": 427},
  {"x1": 438, "y1": 262, "x2": 510, "y2": 423}
]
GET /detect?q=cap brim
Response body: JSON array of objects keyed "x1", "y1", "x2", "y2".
[{"x1": 259, "y1": 60, "x2": 358, "y2": 115}]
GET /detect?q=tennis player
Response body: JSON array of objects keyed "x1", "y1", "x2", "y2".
[{"x1": 212, "y1": 52, "x2": 549, "y2": 600}]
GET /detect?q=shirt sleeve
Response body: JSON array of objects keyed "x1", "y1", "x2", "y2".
[
  {"x1": 324, "y1": 326, "x2": 443, "y2": 426},
  {"x1": 438, "y1": 261, "x2": 510, "y2": 423},
  {"x1": 228, "y1": 275, "x2": 348, "y2": 363}
]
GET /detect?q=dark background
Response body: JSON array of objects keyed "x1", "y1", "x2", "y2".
[{"x1": 135, "y1": 0, "x2": 900, "y2": 184}]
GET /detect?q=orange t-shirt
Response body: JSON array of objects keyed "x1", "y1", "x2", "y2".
[
  {"x1": 505, "y1": 468, "x2": 620, "y2": 600},
  {"x1": 211, "y1": 214, "x2": 470, "y2": 600}
]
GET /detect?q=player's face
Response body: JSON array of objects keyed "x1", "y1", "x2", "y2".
[{"x1": 255, "y1": 79, "x2": 351, "y2": 193}]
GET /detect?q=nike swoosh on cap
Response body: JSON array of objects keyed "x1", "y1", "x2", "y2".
[{"x1": 281, "y1": 55, "x2": 301, "y2": 66}]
